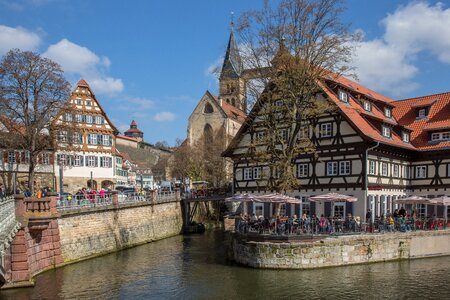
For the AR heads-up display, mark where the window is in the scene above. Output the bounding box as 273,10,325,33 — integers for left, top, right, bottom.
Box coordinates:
243,168,252,180
333,202,345,218
363,101,372,112
297,163,308,178
253,167,262,179
57,154,66,166
339,161,351,175
85,100,91,107
405,165,410,179
73,155,83,167
24,151,30,164
384,107,392,118
431,132,450,141
327,161,338,176
279,128,288,142
381,162,388,176
86,115,93,124
255,131,266,143
100,157,112,168
418,108,426,119
393,164,399,178
42,153,50,165
382,126,391,138
71,132,82,144
369,160,376,175
279,203,286,217
402,132,410,143
338,90,348,103
97,134,104,145
298,125,309,139
204,102,214,113
416,165,426,178
301,198,310,217
443,132,450,140
275,100,284,107
320,123,332,138
7,151,15,164
86,156,97,167
58,131,68,142
95,116,104,125
102,135,112,146
88,134,97,145
64,113,73,122
76,99,82,105
75,114,83,122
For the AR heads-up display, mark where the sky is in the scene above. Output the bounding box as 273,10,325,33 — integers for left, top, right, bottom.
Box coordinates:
1,0,450,146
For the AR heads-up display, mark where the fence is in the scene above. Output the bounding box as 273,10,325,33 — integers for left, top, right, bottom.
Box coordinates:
56,190,178,211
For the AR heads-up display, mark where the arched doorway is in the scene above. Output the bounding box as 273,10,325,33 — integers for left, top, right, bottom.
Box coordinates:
101,180,114,190
87,180,97,190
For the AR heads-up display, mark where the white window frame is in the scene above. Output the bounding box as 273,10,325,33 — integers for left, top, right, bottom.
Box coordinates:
333,202,345,218
369,160,376,175
75,114,83,122
405,165,411,179
402,132,410,143
443,132,450,140
42,153,50,165
255,131,265,143
363,101,372,112
297,163,308,178
275,100,284,107
243,167,252,180
298,125,309,139
382,126,391,138
100,157,112,168
384,107,392,118
76,99,82,105
253,167,262,179
416,165,426,178
73,155,83,167
327,161,338,176
86,156,97,167
418,108,426,119
338,90,348,103
339,161,351,175
381,162,388,176
86,115,93,124
85,100,92,107
88,134,97,145
320,123,332,138
393,164,399,178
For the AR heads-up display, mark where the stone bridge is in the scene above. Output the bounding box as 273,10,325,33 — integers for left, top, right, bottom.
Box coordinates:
0,196,21,286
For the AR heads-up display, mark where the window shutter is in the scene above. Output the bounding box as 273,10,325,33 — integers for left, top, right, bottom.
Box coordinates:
3,151,8,163
346,202,353,216
310,202,316,216
15,151,20,163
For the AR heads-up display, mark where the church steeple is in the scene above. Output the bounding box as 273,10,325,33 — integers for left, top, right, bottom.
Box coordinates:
219,29,246,113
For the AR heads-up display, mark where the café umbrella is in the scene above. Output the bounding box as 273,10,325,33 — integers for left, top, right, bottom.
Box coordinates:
395,195,432,205
309,193,357,203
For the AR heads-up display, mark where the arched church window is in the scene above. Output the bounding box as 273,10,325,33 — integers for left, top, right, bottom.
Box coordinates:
204,102,214,113
231,98,236,106
204,124,213,144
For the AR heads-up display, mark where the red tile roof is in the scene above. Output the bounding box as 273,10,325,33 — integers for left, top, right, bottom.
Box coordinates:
77,79,89,87
130,120,137,126
117,135,138,142
125,128,143,134
392,92,450,150
211,95,247,123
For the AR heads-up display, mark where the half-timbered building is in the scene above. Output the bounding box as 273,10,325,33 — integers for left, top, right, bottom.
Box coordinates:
54,79,119,192
224,73,450,220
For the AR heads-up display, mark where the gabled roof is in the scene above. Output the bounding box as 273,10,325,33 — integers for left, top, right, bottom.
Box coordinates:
220,31,243,80
392,92,450,150
71,79,119,134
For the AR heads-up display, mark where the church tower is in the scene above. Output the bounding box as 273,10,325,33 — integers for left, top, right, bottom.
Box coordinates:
219,30,247,113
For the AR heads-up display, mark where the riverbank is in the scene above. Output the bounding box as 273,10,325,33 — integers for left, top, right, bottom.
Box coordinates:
228,230,450,269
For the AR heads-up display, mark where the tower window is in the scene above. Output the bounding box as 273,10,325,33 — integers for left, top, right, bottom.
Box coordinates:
231,98,236,106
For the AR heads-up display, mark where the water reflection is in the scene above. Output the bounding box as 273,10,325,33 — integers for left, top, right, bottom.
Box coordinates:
1,231,450,299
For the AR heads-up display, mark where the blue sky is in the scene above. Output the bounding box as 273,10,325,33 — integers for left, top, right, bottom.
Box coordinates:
1,0,450,146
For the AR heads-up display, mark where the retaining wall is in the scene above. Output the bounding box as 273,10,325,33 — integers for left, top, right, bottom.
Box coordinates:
58,201,183,262
229,230,450,269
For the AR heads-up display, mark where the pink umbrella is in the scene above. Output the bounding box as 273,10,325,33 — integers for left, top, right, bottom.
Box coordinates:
225,193,257,202
309,193,357,203
254,193,302,204
395,195,432,205
430,196,450,206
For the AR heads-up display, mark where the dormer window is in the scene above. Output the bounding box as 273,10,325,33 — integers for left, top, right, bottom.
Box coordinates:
418,108,426,119
402,132,410,143
363,101,372,112
382,126,391,138
431,131,450,142
338,90,348,103
384,107,392,118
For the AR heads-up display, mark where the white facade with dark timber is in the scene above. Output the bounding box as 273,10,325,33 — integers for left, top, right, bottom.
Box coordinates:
224,73,450,220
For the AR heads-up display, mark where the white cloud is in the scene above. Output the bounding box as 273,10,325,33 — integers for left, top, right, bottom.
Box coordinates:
352,2,450,96
43,38,123,95
153,112,175,122
0,25,41,55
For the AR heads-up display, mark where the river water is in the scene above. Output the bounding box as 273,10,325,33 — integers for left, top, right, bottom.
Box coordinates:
2,230,450,299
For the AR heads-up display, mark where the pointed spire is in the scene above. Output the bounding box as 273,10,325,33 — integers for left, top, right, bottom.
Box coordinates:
220,29,243,80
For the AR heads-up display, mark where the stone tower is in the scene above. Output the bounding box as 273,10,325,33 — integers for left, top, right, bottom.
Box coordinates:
219,30,247,113
124,120,144,141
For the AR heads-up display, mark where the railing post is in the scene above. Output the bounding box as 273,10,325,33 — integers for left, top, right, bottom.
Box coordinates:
112,191,119,207
14,194,26,225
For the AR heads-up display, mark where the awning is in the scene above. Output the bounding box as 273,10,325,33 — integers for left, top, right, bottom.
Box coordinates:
225,193,302,204
309,193,357,203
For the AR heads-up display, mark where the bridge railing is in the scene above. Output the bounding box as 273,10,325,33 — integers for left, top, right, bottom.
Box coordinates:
56,190,178,211
0,196,17,240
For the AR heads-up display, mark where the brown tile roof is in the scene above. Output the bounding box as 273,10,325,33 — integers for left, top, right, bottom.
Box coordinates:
124,128,143,134
392,92,450,150
117,135,138,142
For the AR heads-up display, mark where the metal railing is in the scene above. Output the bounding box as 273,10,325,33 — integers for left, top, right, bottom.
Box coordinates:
57,193,113,211
56,190,178,211
0,196,18,240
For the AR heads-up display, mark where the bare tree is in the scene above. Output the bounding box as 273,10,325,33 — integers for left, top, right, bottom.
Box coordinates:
0,49,72,193
234,0,359,192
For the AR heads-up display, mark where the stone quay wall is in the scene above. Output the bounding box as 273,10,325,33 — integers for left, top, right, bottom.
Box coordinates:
58,201,183,263
229,230,450,269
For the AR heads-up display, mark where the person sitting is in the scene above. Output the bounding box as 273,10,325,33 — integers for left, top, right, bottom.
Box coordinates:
386,214,395,232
